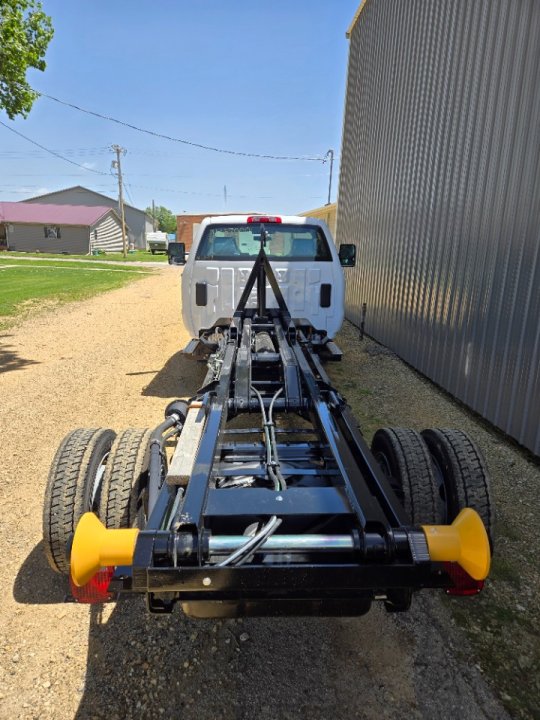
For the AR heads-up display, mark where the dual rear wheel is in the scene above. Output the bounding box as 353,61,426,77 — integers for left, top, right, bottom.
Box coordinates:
43,427,150,575
371,426,493,544
43,422,493,591
371,426,493,611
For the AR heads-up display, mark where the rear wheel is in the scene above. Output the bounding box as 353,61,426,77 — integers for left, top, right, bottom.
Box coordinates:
99,428,151,529
371,427,438,613
43,428,116,574
421,428,494,550
371,427,439,524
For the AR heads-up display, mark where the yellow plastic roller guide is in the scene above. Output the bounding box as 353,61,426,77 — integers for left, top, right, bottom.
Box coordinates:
70,508,491,587
422,508,491,581
70,512,139,587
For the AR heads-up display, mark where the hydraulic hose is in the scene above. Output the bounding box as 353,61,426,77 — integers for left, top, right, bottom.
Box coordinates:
251,386,280,490
269,388,287,490
148,415,182,516
216,386,286,567
218,516,282,567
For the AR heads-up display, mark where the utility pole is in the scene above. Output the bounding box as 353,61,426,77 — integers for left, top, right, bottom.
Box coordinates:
152,199,157,231
325,149,334,206
111,144,128,258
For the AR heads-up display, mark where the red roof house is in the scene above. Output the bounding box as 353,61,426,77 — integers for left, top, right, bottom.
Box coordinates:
0,202,128,254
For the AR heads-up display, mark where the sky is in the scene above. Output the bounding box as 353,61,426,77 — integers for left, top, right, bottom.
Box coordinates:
0,0,359,215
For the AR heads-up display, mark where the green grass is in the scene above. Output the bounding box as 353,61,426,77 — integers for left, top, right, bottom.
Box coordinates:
0,257,154,272
0,262,151,329
2,249,168,263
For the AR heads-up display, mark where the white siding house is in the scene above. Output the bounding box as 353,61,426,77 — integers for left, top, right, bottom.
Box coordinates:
23,186,153,249
0,202,126,254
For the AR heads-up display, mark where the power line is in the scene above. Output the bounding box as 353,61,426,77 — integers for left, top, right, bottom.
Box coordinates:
123,177,136,206
32,89,326,162
0,120,315,202
0,120,108,175
0,146,109,157
1,172,108,177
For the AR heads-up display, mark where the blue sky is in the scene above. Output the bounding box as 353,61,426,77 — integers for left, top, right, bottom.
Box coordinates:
0,1,359,214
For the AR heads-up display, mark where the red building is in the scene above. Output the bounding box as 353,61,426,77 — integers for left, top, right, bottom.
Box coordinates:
177,212,263,251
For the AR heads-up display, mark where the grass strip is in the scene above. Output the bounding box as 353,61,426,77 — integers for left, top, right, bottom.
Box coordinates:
3,250,168,263
0,264,149,329
0,258,153,272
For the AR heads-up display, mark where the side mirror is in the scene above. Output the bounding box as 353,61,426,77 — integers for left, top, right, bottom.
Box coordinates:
338,243,356,267
167,242,186,265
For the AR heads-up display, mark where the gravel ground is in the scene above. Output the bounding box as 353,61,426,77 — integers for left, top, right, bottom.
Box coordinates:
0,266,532,719
329,324,540,720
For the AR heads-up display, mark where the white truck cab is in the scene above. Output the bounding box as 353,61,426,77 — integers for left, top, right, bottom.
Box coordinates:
181,214,354,340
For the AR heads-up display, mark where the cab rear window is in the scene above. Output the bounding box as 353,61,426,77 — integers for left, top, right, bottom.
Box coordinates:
195,223,332,261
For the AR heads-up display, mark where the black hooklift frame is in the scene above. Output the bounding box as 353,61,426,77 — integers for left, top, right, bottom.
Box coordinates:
106,240,459,616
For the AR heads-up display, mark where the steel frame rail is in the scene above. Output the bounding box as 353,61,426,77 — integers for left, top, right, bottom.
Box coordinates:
111,247,457,616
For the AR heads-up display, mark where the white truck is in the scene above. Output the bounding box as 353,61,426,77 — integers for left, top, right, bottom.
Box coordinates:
181,214,355,346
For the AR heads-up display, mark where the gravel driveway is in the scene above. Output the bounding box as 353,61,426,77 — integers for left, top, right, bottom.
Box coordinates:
0,266,526,719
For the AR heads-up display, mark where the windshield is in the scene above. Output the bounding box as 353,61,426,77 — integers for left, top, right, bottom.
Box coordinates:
195,223,332,261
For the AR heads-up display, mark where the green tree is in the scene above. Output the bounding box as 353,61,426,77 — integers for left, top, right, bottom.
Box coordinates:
146,205,177,234
0,0,53,119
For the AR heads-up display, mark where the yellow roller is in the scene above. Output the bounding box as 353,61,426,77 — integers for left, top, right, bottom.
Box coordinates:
70,512,139,587
422,508,491,581
70,508,491,588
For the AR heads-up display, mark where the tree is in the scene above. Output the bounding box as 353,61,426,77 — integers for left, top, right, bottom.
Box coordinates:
146,205,177,234
0,0,53,119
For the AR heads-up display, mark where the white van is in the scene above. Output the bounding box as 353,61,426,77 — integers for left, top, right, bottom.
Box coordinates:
181,214,354,340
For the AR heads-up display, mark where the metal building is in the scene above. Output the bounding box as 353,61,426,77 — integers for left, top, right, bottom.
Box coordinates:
299,203,338,239
337,0,540,455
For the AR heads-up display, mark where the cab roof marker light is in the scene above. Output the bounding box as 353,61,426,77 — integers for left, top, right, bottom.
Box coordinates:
247,216,282,223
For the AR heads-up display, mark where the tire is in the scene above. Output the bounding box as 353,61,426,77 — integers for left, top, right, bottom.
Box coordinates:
151,249,156,255
43,428,116,574
421,429,494,550
99,428,151,529
371,428,438,524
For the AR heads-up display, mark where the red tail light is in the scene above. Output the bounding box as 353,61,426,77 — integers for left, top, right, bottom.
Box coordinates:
247,216,282,223
444,562,485,596
69,567,115,604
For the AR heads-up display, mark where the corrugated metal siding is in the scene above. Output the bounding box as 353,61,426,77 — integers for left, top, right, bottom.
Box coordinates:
7,224,89,254
338,0,540,455
91,212,123,252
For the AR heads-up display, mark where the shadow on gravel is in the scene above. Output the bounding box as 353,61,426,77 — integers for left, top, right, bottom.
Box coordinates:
74,602,415,720
13,541,66,604
0,335,40,374
140,350,206,399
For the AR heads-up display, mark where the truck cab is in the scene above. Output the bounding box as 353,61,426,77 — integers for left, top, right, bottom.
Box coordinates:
181,214,347,339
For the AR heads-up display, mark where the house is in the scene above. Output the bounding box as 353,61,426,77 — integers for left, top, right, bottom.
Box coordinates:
22,186,153,250
0,202,128,254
